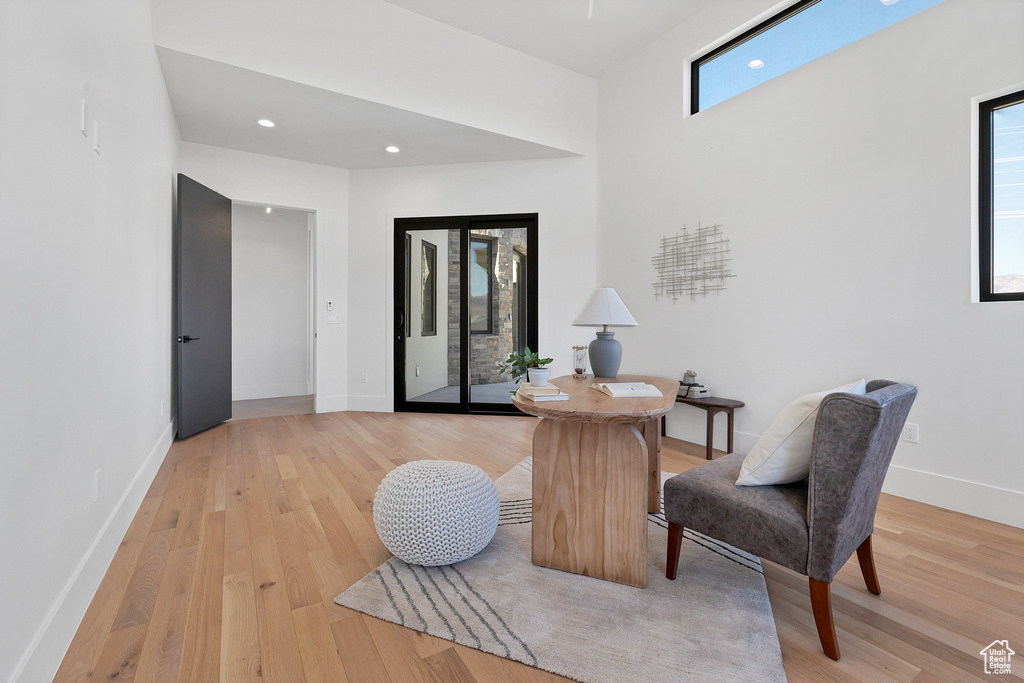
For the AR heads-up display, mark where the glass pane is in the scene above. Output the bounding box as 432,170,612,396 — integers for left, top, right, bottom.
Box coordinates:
469,239,493,333
992,99,1024,294
697,0,944,112
406,229,460,404
470,226,529,404
420,241,436,335
403,233,411,337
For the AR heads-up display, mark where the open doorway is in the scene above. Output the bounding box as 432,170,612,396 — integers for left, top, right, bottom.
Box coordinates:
231,204,316,418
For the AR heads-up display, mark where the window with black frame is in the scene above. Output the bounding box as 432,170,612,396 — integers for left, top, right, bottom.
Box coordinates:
421,240,436,335
469,237,494,334
979,90,1024,302
690,0,944,114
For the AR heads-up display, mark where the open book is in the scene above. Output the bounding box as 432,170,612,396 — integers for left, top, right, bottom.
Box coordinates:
591,382,663,398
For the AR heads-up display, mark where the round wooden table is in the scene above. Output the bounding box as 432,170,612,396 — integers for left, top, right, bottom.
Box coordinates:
512,375,679,588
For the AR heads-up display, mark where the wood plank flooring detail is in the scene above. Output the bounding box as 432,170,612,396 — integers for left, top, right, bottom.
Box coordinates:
56,412,1024,682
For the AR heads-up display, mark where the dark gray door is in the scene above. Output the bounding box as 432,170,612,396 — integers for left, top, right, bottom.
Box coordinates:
176,174,231,438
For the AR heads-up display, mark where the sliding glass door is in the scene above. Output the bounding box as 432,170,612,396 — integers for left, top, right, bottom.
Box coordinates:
394,214,538,414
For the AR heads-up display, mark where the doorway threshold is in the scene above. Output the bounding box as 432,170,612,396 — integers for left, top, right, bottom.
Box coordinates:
231,395,314,421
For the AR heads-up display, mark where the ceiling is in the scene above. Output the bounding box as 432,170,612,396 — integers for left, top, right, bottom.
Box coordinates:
380,0,708,78
157,0,709,170
158,48,575,170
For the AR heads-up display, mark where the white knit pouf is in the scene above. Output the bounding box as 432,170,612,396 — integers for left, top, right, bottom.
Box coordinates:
373,460,499,566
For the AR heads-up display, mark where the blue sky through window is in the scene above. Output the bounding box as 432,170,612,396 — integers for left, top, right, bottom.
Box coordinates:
471,241,489,297
992,99,1024,282
697,0,945,112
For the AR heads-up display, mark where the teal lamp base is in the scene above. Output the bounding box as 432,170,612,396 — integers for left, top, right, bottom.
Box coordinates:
589,331,622,378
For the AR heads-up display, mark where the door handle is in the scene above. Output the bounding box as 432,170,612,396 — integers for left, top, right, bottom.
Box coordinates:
177,335,201,343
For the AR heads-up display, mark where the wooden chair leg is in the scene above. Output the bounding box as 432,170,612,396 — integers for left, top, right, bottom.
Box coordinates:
809,578,840,660
666,522,683,580
856,535,881,595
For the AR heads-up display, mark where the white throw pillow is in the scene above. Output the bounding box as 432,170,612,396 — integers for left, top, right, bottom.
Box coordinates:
736,379,867,487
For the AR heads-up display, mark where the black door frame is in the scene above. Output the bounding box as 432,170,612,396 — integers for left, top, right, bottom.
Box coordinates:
394,213,539,415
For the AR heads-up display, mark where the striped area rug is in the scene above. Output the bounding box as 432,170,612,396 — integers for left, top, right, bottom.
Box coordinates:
336,458,787,683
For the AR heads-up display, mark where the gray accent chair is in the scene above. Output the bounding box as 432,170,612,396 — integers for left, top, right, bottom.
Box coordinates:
664,380,917,660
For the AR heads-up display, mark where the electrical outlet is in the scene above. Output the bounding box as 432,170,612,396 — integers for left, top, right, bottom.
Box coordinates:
903,423,919,444
361,372,368,383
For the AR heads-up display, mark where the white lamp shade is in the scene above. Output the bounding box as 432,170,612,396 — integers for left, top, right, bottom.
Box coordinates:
573,287,638,327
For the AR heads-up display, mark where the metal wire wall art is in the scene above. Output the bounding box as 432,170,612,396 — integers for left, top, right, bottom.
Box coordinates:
651,223,735,302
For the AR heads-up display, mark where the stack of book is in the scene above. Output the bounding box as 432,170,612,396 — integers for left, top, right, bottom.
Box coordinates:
516,383,569,401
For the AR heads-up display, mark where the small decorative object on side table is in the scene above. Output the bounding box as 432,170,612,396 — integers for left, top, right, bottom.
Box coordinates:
678,370,710,398
572,345,588,379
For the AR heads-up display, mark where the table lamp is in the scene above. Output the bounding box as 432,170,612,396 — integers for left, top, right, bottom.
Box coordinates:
572,287,638,378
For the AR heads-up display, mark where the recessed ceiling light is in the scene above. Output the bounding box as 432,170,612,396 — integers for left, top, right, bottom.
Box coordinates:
386,146,400,153
266,207,272,213
748,59,765,69
880,0,899,5
258,119,275,127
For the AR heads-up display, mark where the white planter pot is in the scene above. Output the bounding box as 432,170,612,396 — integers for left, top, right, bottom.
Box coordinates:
527,368,550,387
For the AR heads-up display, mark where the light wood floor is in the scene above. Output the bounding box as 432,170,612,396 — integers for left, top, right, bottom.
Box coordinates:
55,412,1024,682
232,395,315,421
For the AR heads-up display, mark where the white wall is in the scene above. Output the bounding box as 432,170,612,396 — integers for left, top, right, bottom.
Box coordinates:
405,229,450,398
180,142,350,412
152,0,597,155
348,156,598,411
598,0,1024,527
0,1,181,680
232,204,311,400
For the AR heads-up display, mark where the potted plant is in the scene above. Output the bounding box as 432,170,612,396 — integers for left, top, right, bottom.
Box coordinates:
498,347,554,388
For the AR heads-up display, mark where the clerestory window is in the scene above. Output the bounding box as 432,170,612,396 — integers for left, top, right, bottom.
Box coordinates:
691,0,944,114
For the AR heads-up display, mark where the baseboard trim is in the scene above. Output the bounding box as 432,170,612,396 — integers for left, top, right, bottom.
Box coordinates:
233,382,310,401
663,413,759,456
345,395,389,412
11,420,175,683
882,464,1023,529
315,394,348,414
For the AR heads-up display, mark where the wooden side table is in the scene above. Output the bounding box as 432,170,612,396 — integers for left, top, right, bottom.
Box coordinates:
662,395,745,460
512,375,678,588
